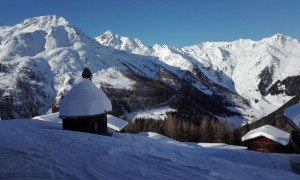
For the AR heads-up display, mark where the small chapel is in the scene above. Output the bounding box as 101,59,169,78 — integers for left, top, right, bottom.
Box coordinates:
59,66,112,135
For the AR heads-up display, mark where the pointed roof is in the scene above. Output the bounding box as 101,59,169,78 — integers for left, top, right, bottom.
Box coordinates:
59,78,112,118
241,125,290,146
82,67,93,80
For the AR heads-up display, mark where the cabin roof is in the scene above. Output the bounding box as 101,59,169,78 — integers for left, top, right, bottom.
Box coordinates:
59,78,112,118
107,115,128,132
284,102,300,128
241,125,290,146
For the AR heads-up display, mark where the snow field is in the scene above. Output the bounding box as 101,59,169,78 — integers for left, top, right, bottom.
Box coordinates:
0,119,299,179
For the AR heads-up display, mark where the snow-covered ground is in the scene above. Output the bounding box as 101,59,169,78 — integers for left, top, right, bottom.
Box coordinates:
125,106,176,121
93,67,136,90
0,119,299,179
33,112,61,123
33,113,128,132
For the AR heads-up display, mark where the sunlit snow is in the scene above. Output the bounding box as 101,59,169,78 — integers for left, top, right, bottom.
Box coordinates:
0,119,299,179
125,106,176,121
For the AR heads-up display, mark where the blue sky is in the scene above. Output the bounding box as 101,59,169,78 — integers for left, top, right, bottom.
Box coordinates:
1,0,300,47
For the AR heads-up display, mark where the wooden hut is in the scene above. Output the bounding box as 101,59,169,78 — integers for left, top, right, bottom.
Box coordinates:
59,67,112,135
242,125,290,153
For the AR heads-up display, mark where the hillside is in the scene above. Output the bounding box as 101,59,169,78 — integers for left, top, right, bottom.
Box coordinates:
0,15,241,123
0,119,299,179
1,15,300,125
242,95,300,135
97,31,300,121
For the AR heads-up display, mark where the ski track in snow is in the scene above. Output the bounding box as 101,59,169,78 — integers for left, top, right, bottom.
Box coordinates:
0,119,299,179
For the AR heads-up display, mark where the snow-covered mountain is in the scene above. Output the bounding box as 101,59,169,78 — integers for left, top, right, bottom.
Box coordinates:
96,30,153,55
0,16,152,118
1,15,300,125
96,31,300,121
0,15,237,121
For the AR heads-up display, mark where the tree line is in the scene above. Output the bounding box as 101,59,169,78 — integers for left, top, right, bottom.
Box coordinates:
124,113,241,145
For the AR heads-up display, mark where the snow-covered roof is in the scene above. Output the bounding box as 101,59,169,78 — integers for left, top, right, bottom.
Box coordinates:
241,125,290,146
59,78,112,118
284,102,300,128
107,115,128,131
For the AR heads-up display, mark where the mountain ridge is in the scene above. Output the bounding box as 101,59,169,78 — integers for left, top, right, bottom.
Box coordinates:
0,15,239,122
96,30,300,120
1,15,300,125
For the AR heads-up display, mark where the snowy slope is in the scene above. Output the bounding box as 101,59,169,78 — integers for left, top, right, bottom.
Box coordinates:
0,15,244,123
182,35,300,119
0,119,299,179
2,15,300,124
0,16,166,119
97,31,300,120
96,30,153,55
125,106,176,121
0,15,153,92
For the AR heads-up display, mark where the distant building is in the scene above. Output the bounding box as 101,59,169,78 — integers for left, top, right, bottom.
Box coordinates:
242,125,290,153
59,67,112,135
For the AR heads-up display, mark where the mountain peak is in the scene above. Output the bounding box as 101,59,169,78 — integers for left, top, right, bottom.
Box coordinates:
272,33,291,42
19,15,70,31
261,33,291,45
272,33,287,38
95,30,120,46
103,30,115,36
96,30,152,55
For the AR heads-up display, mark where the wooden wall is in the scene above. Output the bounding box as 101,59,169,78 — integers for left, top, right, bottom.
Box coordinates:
246,136,287,153
62,114,107,135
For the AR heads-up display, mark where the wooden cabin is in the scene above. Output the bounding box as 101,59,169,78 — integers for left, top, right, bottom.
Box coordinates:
245,136,287,153
59,67,112,135
62,115,108,135
242,125,290,153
